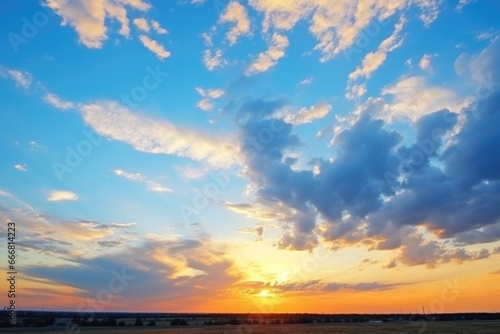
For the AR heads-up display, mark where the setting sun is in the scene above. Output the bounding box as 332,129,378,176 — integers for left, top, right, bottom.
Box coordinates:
258,290,271,298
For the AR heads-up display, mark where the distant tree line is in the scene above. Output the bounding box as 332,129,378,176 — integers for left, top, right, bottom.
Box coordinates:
2,311,500,328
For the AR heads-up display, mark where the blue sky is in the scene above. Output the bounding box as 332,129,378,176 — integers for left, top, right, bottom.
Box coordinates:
1,0,500,313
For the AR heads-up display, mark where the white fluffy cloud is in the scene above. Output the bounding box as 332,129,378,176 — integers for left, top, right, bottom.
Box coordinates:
349,17,406,81
203,49,225,71
45,0,151,48
419,54,432,70
133,18,166,34
245,0,443,66
151,20,167,34
47,190,79,202
245,33,289,75
138,35,170,59
133,17,150,32
14,164,27,172
377,76,464,121
299,77,313,85
79,101,237,168
219,1,251,45
196,87,225,99
196,99,213,112
345,83,367,100
195,87,225,111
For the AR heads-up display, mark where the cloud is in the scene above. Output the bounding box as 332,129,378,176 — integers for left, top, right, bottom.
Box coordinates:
47,190,79,202
113,168,172,193
346,83,367,100
196,99,213,111
79,101,238,168
222,201,288,221
0,198,135,260
299,77,313,85
133,17,150,32
279,101,332,125
203,49,225,71
414,0,442,26
238,279,410,295
195,87,225,111
196,87,225,99
230,40,500,258
175,164,205,180
474,29,497,42
219,1,251,45
245,33,289,75
14,164,27,172
456,0,477,11
21,237,242,309
419,54,432,70
45,0,151,48
138,35,170,59
242,0,445,67
248,1,426,63
376,76,463,121
97,240,122,248
348,17,406,81
454,36,500,93
44,93,75,110
151,20,167,34
237,225,266,241
0,66,33,88
389,230,491,268
133,18,165,34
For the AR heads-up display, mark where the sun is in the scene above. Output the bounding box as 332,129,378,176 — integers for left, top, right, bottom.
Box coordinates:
258,289,271,298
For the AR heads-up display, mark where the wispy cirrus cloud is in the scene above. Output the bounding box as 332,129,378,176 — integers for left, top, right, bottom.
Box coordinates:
44,93,75,110
113,168,172,193
348,17,406,81
0,65,33,88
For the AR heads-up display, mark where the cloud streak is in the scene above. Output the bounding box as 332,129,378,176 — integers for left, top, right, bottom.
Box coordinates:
79,101,238,168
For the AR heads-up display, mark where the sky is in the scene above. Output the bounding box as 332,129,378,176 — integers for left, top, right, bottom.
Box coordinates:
0,0,500,314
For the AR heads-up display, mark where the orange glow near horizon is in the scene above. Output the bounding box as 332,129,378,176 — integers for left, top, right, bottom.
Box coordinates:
13,264,500,313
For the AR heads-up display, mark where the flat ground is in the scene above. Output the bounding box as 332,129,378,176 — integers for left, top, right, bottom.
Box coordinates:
2,321,500,334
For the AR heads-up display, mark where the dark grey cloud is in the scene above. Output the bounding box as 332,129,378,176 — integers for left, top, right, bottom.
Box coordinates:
97,240,122,248
232,37,500,264
23,238,241,305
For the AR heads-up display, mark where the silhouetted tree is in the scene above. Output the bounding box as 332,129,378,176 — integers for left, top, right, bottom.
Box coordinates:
105,316,117,326
170,318,188,326
134,317,143,326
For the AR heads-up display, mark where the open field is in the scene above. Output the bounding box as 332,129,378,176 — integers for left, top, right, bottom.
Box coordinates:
2,321,500,334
